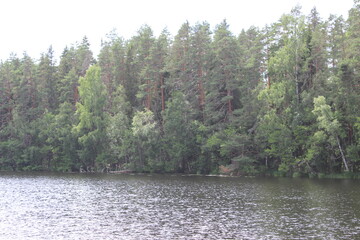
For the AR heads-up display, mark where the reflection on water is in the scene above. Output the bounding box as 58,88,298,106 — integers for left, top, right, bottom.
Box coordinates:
0,172,359,239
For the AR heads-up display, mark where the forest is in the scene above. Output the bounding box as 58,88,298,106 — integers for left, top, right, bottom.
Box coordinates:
1,3,360,177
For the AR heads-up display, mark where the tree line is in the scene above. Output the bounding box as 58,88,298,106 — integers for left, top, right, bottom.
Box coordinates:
1,3,360,176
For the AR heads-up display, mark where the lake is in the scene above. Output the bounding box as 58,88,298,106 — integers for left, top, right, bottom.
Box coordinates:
0,172,359,239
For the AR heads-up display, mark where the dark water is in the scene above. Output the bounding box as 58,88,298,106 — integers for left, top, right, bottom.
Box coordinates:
0,172,359,239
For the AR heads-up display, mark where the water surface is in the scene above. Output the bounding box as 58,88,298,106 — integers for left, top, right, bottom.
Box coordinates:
0,172,359,239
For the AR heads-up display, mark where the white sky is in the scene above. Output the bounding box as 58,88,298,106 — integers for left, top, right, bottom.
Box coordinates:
0,0,355,62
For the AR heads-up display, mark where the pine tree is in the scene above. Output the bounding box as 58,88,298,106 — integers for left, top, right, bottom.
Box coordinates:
132,25,156,110
237,26,264,130
138,29,169,120
327,15,346,73
166,22,192,94
206,20,240,128
191,22,212,121
37,46,59,112
98,32,127,112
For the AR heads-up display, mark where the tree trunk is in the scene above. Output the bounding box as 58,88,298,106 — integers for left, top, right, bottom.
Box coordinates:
161,75,165,112
337,136,349,171
227,89,233,115
265,156,268,169
197,66,205,109
146,79,151,110
73,85,79,104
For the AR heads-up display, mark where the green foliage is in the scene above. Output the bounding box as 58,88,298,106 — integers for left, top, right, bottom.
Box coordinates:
312,96,349,172
131,109,159,171
107,86,133,168
46,102,79,171
313,96,340,134
0,6,360,176
74,65,108,170
163,92,200,172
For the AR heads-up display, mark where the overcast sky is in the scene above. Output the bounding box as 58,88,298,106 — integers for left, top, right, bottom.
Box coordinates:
0,0,355,62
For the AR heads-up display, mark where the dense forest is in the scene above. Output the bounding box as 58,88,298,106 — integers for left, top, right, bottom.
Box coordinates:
1,3,360,177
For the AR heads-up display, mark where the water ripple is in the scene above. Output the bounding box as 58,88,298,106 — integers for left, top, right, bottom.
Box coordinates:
0,173,359,239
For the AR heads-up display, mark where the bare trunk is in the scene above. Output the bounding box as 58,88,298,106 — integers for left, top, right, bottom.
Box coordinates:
227,89,233,115
6,80,13,122
197,66,205,108
265,156,268,169
337,136,349,172
161,75,165,112
197,65,205,121
145,79,151,111
73,85,79,104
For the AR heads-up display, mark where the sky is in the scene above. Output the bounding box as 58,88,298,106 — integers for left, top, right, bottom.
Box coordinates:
0,0,355,62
